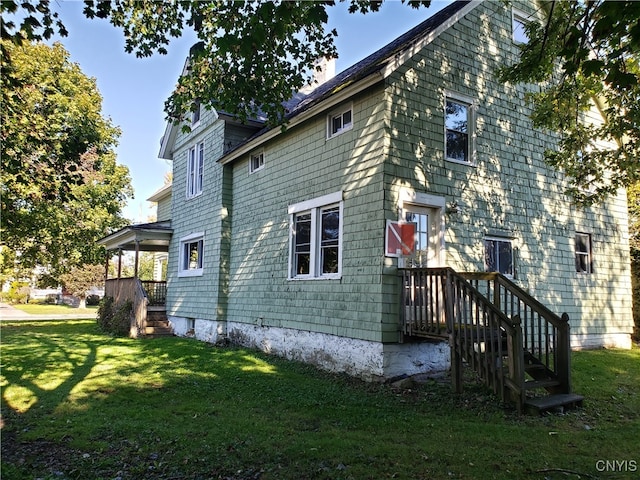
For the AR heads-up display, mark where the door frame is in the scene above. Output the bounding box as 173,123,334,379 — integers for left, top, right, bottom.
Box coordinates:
398,191,446,267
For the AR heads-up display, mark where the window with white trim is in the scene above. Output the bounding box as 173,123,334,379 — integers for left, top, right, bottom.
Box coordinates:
484,237,514,277
445,94,475,164
186,142,204,198
289,192,343,279
192,100,201,126
249,151,264,173
327,104,353,138
575,233,592,274
179,233,204,277
512,9,531,44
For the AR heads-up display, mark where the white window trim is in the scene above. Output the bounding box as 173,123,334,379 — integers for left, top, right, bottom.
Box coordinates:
444,92,477,166
575,232,593,275
186,142,204,199
484,236,514,278
191,101,201,128
288,191,343,280
249,150,265,174
512,8,532,44
326,103,353,139
178,232,205,277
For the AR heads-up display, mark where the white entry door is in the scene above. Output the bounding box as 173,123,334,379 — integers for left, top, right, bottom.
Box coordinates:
403,204,442,267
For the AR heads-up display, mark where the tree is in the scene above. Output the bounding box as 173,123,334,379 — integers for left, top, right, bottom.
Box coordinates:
2,0,638,205
59,264,105,309
1,39,133,281
628,181,640,340
498,0,640,205
1,0,427,127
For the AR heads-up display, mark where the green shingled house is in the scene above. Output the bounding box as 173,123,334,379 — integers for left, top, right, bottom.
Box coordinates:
100,1,633,405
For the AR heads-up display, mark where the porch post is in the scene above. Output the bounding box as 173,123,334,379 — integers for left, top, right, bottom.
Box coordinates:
134,240,140,279
117,249,122,279
104,252,109,280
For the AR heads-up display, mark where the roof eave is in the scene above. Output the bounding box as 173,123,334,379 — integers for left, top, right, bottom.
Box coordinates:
97,222,173,251
217,1,480,166
218,70,385,166
147,183,172,202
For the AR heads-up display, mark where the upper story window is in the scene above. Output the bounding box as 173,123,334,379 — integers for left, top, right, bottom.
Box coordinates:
575,232,592,274
327,104,353,139
289,191,343,279
192,100,201,126
484,237,514,277
186,142,204,198
249,151,265,173
445,94,475,164
179,232,204,277
512,9,532,44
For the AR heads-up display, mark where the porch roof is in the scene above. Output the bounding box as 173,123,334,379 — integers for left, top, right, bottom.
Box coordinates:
97,221,172,252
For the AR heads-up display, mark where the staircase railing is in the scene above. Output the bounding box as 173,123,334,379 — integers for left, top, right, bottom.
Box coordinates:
460,272,571,395
140,280,167,306
399,267,572,412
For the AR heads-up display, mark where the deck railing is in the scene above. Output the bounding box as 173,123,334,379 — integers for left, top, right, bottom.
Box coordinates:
140,280,167,306
399,267,572,411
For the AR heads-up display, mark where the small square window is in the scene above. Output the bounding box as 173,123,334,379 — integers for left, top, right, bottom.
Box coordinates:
327,105,353,138
575,233,592,274
484,237,513,277
179,233,204,277
250,151,264,173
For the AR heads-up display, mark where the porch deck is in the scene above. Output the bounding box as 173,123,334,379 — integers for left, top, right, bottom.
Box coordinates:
105,278,170,337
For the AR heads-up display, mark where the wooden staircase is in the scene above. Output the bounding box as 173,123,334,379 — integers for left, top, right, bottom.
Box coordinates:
143,307,173,338
400,267,584,414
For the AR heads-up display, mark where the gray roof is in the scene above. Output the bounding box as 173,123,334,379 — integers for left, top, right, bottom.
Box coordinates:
287,0,471,119
223,0,472,156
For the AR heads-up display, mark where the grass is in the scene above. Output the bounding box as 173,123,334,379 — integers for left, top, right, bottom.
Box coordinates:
1,320,638,480
10,303,98,316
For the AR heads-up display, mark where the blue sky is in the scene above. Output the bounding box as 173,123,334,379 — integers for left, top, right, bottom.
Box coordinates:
51,0,450,222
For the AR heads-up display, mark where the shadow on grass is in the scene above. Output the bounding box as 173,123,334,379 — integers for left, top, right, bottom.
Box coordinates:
1,320,639,480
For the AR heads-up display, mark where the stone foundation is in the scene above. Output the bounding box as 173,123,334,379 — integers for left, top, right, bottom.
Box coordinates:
167,315,450,381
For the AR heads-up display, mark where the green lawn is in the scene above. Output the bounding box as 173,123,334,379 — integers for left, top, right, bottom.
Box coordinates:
11,303,98,316
1,320,638,480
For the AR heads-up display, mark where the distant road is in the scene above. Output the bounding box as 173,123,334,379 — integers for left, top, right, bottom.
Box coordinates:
0,303,94,321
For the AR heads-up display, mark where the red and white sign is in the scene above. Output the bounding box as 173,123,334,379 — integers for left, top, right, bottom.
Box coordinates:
385,220,416,257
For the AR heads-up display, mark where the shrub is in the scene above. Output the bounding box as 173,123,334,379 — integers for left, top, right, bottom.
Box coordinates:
96,296,114,332
86,294,101,306
6,281,30,304
97,297,132,337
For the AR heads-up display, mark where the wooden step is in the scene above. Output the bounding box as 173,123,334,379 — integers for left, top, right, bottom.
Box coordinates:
144,325,173,336
524,363,546,373
524,393,584,414
524,378,561,390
